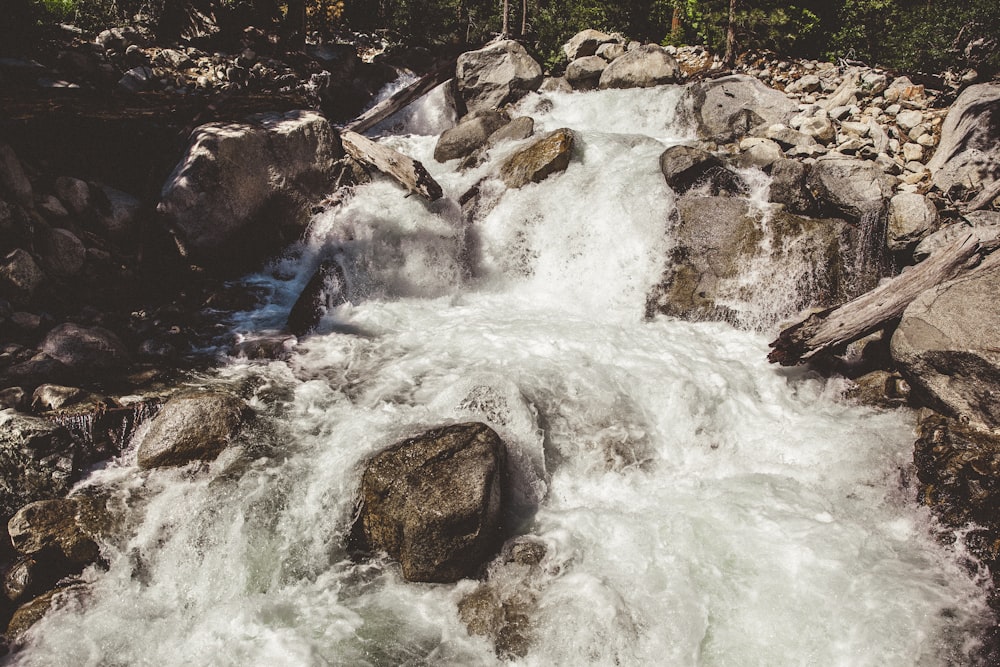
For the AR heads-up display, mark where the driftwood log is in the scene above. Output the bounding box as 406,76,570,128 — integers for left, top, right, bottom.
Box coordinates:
768,231,1000,365
344,59,458,134
341,130,443,201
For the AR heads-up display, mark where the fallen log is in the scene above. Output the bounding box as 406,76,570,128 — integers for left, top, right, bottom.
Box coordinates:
344,59,458,134
340,130,443,201
768,231,1000,365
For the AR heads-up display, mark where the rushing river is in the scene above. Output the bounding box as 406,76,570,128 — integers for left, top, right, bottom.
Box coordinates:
11,83,994,666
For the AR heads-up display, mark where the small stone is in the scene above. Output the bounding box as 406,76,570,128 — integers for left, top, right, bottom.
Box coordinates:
895,110,923,132
53,177,90,215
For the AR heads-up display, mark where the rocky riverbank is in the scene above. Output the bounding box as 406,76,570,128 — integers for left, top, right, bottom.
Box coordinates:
1,22,999,659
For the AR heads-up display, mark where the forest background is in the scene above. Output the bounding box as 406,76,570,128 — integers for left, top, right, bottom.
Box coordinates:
6,0,999,77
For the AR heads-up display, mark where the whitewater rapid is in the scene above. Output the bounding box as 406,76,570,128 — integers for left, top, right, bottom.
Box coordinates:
11,83,993,665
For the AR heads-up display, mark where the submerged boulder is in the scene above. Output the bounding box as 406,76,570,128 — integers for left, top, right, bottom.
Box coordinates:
500,129,575,189
158,110,342,271
598,44,680,89
286,260,348,336
135,390,249,469
648,196,857,323
456,41,543,116
891,262,1000,431
350,422,506,583
679,75,797,143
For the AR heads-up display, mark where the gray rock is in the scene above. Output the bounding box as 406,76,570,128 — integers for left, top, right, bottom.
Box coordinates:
562,29,617,61
350,422,506,582
158,110,342,270
486,116,534,147
118,65,155,93
887,192,937,252
286,260,348,336
0,144,32,206
913,216,1000,262
36,195,68,221
500,129,575,189
0,249,45,307
647,196,856,322
153,48,194,69
736,138,783,169
434,111,509,163
679,75,797,143
807,157,895,221
93,185,142,239
39,323,129,376
39,228,86,278
598,44,680,90
797,116,835,143
764,124,817,149
456,41,542,115
596,42,626,62
538,77,572,94
0,412,81,521
8,498,99,566
565,56,606,90
659,145,745,196
53,177,90,215
135,390,249,469
895,110,923,132
30,384,88,412
891,262,1000,430
926,83,1000,200
768,158,815,215
786,74,821,94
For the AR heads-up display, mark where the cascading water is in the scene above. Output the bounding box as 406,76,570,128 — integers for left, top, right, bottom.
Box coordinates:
11,83,994,666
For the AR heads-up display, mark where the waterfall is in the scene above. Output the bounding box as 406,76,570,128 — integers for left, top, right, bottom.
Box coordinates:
13,83,993,666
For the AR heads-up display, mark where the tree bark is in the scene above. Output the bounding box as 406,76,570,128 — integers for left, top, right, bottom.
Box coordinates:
768,231,1000,365
340,131,444,201
344,59,457,134
502,0,510,37
521,0,528,37
723,0,737,68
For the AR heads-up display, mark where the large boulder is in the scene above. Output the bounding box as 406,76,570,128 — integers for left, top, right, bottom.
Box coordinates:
806,157,896,221
39,228,86,278
647,196,857,323
891,262,1000,430
767,158,815,215
678,75,797,143
565,56,607,90
0,412,81,522
659,145,745,196
8,498,100,569
500,129,575,189
434,111,509,163
887,192,937,252
350,422,506,583
158,110,343,271
135,390,249,469
0,249,45,307
926,83,1000,205
39,323,129,377
93,185,143,240
456,41,543,115
562,29,617,61
598,44,680,89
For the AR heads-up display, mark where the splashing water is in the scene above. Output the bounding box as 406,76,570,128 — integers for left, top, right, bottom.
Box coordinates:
13,84,993,666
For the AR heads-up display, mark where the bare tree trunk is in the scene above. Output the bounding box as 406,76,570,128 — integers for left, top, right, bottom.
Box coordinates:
723,0,737,67
521,0,527,37
671,5,682,39
502,0,510,37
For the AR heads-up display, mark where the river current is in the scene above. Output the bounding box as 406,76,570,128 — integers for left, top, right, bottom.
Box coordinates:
11,83,993,665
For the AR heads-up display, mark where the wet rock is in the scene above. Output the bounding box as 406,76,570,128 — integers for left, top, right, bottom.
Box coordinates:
887,192,937,252
807,157,895,221
53,177,90,216
39,228,85,278
891,262,1000,431
30,384,91,412
659,145,745,196
486,116,534,147
5,583,87,641
0,144,32,207
456,41,542,115
565,56,606,90
350,422,506,582
500,129,574,189
458,536,548,659
286,260,348,336
562,29,617,61
0,412,81,521
926,83,1000,202
39,323,129,378
598,44,680,90
7,498,99,567
767,158,815,215
135,390,249,469
158,110,343,271
648,197,856,322
679,75,796,143
434,111,509,163
0,250,44,308
844,370,910,407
